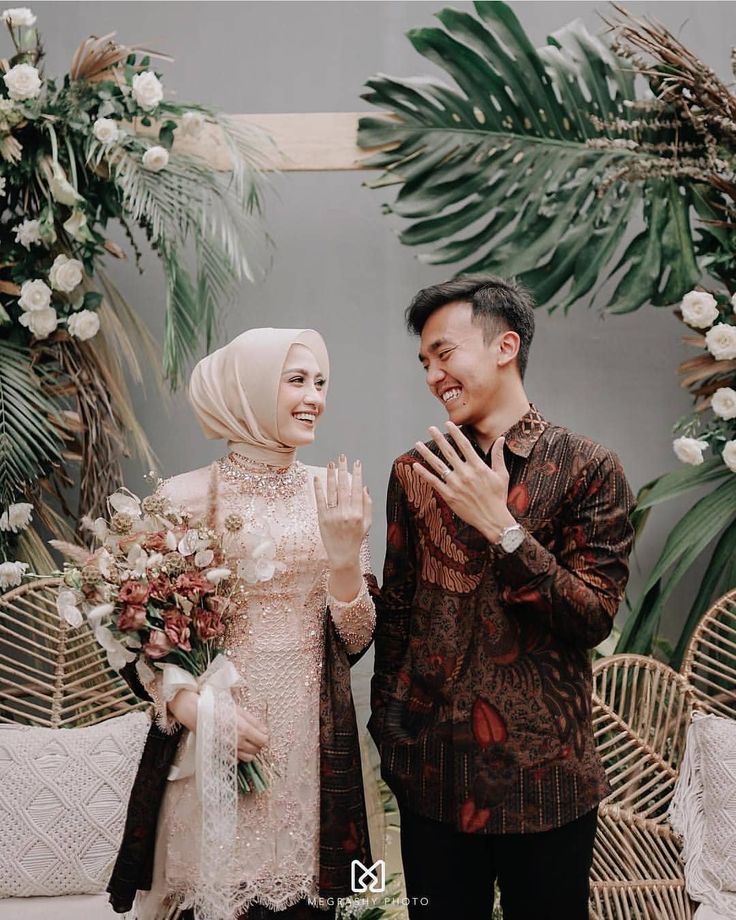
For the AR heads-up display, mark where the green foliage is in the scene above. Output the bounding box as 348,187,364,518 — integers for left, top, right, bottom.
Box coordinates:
359,1,704,313
0,17,272,562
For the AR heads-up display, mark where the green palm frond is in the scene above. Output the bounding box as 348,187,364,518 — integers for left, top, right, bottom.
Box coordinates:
111,126,270,386
0,341,64,509
617,474,736,660
358,0,702,312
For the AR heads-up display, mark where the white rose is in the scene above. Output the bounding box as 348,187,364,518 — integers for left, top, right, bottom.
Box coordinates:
0,502,33,532
0,560,28,589
180,110,205,138
49,253,84,293
92,116,120,145
673,436,709,466
14,218,41,249
705,323,736,361
680,290,719,329
2,7,36,26
131,71,163,111
67,309,100,341
142,145,169,172
723,441,736,474
711,387,736,421
3,62,41,100
18,278,51,311
19,306,57,338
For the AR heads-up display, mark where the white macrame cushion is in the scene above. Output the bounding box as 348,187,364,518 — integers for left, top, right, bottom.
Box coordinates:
669,711,736,920
0,710,150,897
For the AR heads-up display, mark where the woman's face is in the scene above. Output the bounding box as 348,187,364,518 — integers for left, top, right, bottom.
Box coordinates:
277,343,327,447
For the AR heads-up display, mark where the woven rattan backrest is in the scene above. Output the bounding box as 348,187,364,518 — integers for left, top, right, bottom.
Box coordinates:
681,588,736,720
0,577,141,727
592,654,692,823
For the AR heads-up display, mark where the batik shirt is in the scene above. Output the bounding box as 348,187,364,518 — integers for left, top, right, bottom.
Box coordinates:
370,405,635,834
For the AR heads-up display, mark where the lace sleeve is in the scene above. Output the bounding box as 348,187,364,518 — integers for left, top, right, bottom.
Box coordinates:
327,535,376,654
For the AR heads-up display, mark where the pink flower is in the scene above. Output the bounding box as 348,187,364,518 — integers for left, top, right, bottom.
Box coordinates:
163,609,192,652
192,607,225,641
143,532,169,553
118,604,147,631
118,580,150,605
148,574,173,601
174,571,213,600
143,629,173,660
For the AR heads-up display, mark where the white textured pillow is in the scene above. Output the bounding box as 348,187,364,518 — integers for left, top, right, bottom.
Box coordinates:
669,711,736,920
0,710,150,897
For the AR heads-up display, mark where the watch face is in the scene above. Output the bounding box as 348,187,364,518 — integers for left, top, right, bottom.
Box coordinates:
501,526,525,553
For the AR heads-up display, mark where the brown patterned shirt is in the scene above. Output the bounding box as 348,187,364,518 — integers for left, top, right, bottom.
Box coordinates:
369,406,635,834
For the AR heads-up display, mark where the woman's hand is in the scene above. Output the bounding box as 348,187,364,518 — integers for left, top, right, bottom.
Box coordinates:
235,707,269,763
167,689,269,763
314,455,372,571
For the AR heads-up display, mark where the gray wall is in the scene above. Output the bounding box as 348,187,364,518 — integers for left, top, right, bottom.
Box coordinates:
32,1,732,695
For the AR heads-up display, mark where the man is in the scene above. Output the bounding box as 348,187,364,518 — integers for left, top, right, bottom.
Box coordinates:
369,276,634,920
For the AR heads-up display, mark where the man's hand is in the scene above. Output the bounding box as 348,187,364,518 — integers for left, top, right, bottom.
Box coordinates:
413,421,516,543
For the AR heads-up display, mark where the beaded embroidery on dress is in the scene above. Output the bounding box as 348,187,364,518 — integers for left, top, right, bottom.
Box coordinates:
136,460,375,920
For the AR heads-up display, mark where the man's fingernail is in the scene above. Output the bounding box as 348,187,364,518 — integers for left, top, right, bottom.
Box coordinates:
355,459,361,468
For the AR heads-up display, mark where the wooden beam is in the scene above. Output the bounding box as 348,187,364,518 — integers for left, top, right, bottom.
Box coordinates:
172,112,390,172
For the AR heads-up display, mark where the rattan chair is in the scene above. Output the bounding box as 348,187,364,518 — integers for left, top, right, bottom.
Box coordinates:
590,655,693,919
681,587,736,720
0,576,141,728
590,587,736,919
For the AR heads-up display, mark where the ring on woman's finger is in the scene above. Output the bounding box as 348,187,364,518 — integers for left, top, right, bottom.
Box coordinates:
439,466,453,483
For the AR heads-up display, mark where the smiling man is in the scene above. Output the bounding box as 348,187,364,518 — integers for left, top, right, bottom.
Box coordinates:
369,276,635,920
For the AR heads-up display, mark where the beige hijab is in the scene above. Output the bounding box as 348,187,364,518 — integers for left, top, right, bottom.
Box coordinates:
188,327,329,466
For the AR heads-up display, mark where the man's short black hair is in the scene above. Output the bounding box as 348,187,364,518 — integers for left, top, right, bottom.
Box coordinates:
405,275,536,378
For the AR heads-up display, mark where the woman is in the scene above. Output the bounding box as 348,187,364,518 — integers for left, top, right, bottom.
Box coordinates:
108,328,376,920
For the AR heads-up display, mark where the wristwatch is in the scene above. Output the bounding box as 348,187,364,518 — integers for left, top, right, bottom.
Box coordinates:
497,522,525,554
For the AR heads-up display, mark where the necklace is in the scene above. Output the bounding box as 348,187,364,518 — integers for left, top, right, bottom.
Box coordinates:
217,453,307,499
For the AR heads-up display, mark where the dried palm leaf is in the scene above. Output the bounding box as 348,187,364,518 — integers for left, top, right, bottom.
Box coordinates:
70,32,172,83
608,5,736,129
50,337,124,523
679,361,736,389
16,529,57,574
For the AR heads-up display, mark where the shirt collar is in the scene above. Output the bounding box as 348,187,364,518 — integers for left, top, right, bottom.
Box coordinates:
462,404,548,460
503,404,548,458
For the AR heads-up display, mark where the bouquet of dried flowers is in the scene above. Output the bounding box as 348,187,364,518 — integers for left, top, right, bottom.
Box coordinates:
52,482,276,794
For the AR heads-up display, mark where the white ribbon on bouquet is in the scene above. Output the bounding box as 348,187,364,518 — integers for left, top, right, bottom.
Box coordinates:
161,654,243,920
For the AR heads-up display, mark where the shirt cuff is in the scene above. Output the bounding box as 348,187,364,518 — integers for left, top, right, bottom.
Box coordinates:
489,527,556,589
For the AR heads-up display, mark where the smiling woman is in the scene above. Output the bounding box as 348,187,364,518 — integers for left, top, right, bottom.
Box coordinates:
277,343,328,447
104,326,378,920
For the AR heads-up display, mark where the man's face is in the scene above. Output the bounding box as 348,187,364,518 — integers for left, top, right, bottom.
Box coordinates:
418,301,503,427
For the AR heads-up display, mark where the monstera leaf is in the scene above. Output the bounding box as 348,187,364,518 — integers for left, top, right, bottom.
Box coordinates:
358,1,702,312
